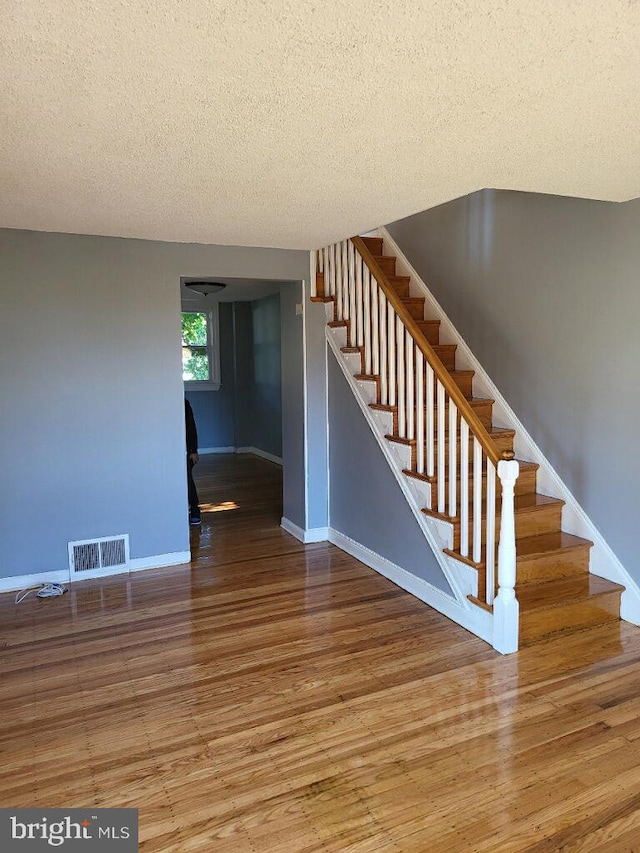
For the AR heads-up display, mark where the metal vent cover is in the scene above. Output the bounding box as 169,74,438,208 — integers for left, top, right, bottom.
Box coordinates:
68,535,130,580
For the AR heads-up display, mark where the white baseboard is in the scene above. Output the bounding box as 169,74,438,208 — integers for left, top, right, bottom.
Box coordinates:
236,446,283,466
281,517,329,543
199,446,283,465
328,528,493,645
0,551,192,595
129,551,192,573
0,569,70,594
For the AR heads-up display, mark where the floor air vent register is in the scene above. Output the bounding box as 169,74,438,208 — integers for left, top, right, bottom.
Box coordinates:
68,535,130,581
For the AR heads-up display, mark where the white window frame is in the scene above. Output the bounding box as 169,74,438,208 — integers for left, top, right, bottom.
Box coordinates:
182,304,221,392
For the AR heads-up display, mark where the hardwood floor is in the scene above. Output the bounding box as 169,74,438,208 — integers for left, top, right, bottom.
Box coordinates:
2,453,640,851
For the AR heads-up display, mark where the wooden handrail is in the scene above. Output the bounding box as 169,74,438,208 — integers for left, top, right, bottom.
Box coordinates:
352,236,509,466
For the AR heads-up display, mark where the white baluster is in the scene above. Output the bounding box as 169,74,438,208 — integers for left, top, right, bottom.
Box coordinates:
448,400,457,518
363,267,371,375
372,283,380,378
378,291,386,404
397,320,406,438
406,336,415,441
335,242,343,320
426,364,435,478
312,250,319,298
318,248,324,273
348,241,356,344
493,459,520,654
460,420,469,557
323,247,329,292
437,381,446,514
355,254,364,348
485,461,496,604
416,351,425,475
472,439,483,563
388,302,396,407
342,241,349,323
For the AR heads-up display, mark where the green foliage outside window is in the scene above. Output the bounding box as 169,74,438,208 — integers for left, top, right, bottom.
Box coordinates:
182,312,210,381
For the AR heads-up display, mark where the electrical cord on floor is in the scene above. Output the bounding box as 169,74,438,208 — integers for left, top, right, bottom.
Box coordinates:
15,583,68,604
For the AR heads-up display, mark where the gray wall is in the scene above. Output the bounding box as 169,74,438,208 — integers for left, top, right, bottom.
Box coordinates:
232,302,254,449
186,296,282,458
387,190,640,581
304,287,330,531
328,353,449,591
0,229,308,580
250,293,282,457
280,283,305,528
186,302,236,449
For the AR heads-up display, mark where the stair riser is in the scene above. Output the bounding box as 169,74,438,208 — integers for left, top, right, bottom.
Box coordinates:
404,433,514,469
447,373,473,398
451,504,563,551
427,402,494,428
432,346,457,370
402,300,425,320
519,591,621,646
361,237,383,254
516,548,591,584
374,256,397,276
416,322,441,345
426,468,538,505
388,280,410,298
375,400,495,433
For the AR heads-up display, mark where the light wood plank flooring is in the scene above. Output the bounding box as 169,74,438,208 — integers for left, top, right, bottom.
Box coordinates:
2,454,640,852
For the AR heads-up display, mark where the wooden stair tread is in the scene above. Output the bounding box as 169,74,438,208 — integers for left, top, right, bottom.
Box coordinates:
422,492,563,526
310,295,333,303
371,396,495,412
387,425,515,447
513,493,563,512
515,530,594,559
446,527,591,572
444,369,474,378
517,574,624,612
403,458,539,484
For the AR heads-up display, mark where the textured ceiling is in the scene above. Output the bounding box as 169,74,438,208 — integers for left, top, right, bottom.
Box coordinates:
1,1,639,249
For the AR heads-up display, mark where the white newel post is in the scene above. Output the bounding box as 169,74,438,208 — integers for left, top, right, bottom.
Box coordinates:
493,458,520,654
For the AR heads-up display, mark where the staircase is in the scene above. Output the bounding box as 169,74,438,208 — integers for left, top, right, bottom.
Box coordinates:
313,234,625,652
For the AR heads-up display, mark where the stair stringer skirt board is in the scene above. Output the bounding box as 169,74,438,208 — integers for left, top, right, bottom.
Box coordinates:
326,323,493,646
378,226,640,626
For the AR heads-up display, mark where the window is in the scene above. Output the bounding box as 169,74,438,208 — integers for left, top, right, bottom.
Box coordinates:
181,307,221,390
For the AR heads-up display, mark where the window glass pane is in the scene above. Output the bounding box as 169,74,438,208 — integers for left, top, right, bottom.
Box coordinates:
181,312,208,346
182,347,210,381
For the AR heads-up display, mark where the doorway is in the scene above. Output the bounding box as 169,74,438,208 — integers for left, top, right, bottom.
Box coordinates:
179,277,299,550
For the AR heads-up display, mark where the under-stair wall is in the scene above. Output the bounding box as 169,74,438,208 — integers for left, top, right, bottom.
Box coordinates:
328,352,451,592
386,190,640,590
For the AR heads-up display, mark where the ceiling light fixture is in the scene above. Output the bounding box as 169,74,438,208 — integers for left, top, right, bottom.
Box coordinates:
184,281,227,297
